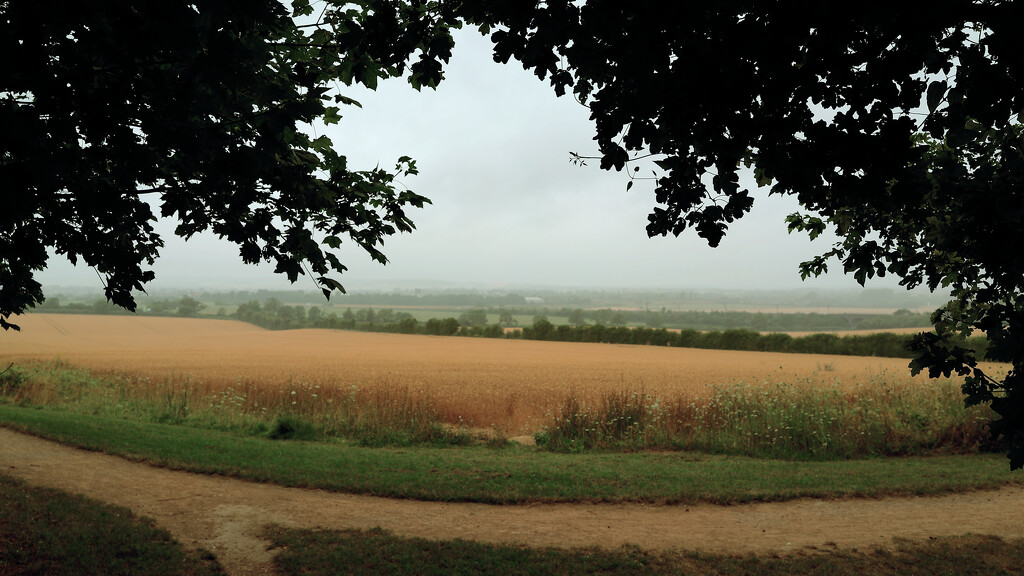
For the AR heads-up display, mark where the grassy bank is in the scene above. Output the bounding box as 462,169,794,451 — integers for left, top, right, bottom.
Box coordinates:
0,473,223,575
266,526,1024,576
0,360,998,460
1,406,1019,504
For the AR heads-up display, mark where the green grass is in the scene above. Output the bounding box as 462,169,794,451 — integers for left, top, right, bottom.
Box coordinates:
0,473,224,575
265,526,1024,576
1,406,1019,504
0,361,472,448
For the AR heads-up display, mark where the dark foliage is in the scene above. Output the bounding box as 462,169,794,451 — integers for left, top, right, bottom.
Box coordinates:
457,1,1024,468
1,1,456,327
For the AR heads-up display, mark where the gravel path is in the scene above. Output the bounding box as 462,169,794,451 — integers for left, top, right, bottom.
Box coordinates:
3,428,1023,576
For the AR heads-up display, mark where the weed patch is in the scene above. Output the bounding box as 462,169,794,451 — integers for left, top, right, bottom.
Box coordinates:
538,377,997,459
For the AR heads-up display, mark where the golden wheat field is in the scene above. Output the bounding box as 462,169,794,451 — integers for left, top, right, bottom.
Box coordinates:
2,313,953,433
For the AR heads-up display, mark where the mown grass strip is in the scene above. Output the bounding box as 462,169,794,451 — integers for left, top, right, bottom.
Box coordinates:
0,473,223,576
265,526,1024,576
1,405,1019,504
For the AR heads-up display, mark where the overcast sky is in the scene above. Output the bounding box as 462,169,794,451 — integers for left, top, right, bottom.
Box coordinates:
39,29,909,294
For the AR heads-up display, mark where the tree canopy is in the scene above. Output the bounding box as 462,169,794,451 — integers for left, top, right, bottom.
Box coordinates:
1,0,460,328
458,0,1024,466
3,1,1024,465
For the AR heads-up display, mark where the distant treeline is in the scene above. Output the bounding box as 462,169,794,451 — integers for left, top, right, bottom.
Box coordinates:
226,299,934,333
228,299,987,361
32,296,209,317
29,296,982,360
521,323,990,360
489,306,931,332
193,286,943,310
35,291,932,333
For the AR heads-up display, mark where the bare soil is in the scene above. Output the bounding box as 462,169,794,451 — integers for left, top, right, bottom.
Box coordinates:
4,429,1024,576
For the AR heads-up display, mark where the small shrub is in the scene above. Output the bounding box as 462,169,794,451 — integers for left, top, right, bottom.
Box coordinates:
269,414,318,441
540,378,996,458
0,365,26,395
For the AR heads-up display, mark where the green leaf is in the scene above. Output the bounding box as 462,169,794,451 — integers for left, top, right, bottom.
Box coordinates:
311,135,334,154
333,94,362,108
360,66,379,90
317,276,346,295
0,316,22,332
291,0,313,17
927,80,946,113
323,106,341,125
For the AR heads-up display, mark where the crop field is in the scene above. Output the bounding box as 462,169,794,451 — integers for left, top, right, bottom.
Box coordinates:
0,314,999,456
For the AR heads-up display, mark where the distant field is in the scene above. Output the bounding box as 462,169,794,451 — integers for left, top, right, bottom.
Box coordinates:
706,306,929,315
659,326,931,337
3,314,959,433
319,307,544,327
322,303,928,316
317,305,932,328
780,327,931,337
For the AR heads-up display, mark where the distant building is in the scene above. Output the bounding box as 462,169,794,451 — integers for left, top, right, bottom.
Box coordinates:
525,296,545,305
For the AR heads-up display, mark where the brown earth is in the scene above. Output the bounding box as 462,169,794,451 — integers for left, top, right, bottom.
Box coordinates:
4,428,1024,576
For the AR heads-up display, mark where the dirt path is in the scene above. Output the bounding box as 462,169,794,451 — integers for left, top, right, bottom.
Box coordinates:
3,429,1024,576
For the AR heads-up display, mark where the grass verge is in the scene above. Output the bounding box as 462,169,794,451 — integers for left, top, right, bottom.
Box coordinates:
265,526,1024,576
538,378,997,458
0,473,223,575
1,405,1019,504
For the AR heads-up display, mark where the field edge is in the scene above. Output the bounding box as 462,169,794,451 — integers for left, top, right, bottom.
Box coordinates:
1,405,1020,506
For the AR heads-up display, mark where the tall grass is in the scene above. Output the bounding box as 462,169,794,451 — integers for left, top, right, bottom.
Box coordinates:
536,374,997,459
0,360,996,458
0,360,467,447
